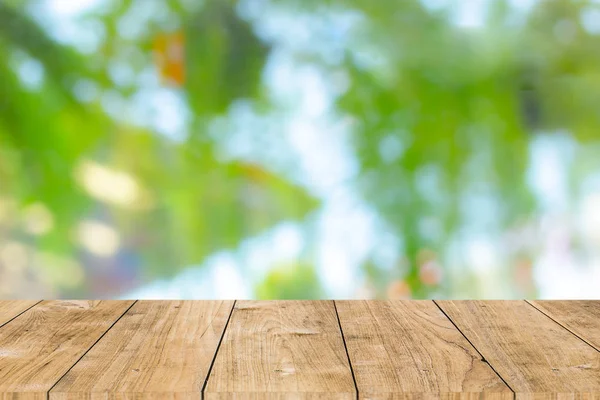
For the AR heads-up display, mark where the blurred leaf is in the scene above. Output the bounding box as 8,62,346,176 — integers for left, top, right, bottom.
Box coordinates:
256,263,323,299
184,0,270,116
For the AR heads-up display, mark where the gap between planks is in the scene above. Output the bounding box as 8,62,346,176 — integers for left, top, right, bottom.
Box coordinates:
201,299,237,396
49,300,236,400
432,299,516,396
333,300,359,400
0,301,236,399
0,300,598,399
0,300,136,399
0,300,42,329
525,299,600,353
204,301,357,399
436,300,600,397
46,300,139,396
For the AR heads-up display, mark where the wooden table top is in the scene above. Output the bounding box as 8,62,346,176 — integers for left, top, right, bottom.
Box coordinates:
0,300,598,399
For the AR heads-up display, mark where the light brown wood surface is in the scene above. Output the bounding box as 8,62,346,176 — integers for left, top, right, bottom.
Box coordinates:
0,300,39,328
204,300,356,400
336,300,512,399
0,300,133,400
529,300,600,352
0,300,599,399
436,300,600,399
50,300,234,400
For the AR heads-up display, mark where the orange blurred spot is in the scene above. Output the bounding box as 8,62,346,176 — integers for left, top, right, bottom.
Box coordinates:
154,31,185,86
419,260,443,286
240,163,270,184
386,280,412,299
514,258,533,291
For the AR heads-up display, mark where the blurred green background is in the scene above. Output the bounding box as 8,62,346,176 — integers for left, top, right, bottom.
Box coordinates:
1,0,599,299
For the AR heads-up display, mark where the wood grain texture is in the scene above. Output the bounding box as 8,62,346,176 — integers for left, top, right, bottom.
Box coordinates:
0,300,39,328
336,300,512,400
0,300,133,400
529,300,600,352
204,300,356,400
437,300,600,399
49,300,234,400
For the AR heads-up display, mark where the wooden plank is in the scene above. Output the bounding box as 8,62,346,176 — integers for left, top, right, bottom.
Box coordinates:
0,300,39,328
50,300,234,400
529,300,600,352
204,300,356,400
437,300,600,399
0,300,133,400
336,300,512,399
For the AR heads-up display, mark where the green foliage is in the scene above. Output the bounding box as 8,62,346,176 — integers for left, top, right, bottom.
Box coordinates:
289,0,600,297
1,0,600,298
256,263,323,300
185,0,270,116
0,0,315,296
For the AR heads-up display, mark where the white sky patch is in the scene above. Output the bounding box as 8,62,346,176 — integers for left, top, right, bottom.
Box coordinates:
378,134,405,164
466,237,499,273
100,90,127,121
44,0,101,17
240,222,306,282
508,0,538,14
579,193,600,247
421,0,450,12
535,252,600,299
316,188,377,298
207,254,252,299
16,57,45,91
150,89,190,142
108,60,136,88
123,252,251,299
73,79,100,103
581,6,600,35
33,0,105,53
453,0,487,28
287,118,356,195
263,48,358,196
424,0,538,28
527,133,575,213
